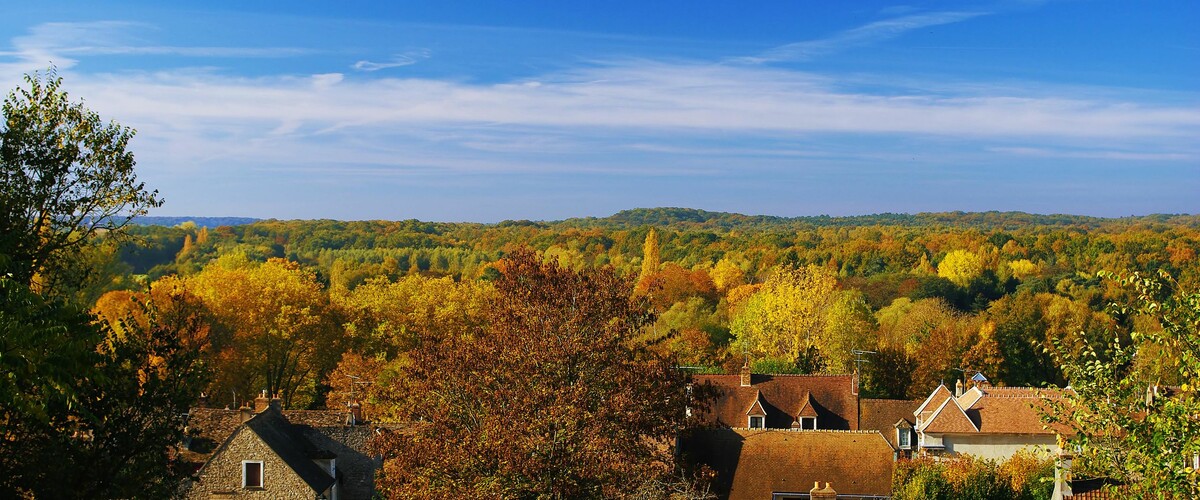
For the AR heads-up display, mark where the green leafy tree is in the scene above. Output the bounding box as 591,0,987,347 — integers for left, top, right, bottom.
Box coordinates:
892,452,1053,500
0,276,207,498
0,69,161,291
1042,271,1200,498
0,71,201,498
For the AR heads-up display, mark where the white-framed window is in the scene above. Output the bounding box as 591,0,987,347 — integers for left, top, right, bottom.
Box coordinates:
799,417,816,430
898,429,911,449
242,460,264,488
749,416,764,428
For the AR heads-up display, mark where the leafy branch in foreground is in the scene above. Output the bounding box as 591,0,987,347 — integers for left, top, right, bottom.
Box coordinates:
1041,271,1199,498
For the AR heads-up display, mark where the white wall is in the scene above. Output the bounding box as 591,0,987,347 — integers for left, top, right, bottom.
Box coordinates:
942,434,1058,461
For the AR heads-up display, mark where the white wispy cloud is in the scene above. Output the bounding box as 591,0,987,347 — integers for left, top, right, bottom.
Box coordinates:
2,18,1197,184
989,146,1195,161
352,49,431,71
0,21,310,76
740,10,988,64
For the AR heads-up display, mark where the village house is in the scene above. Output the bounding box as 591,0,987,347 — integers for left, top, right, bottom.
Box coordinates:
181,392,386,499
913,375,1064,460
691,362,860,431
684,364,903,498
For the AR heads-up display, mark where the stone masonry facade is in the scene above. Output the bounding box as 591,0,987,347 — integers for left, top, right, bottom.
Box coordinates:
185,428,319,500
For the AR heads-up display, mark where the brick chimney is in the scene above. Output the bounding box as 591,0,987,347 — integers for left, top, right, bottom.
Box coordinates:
253,390,270,413
955,379,964,398
740,359,752,387
269,392,283,411
348,401,363,425
809,482,837,500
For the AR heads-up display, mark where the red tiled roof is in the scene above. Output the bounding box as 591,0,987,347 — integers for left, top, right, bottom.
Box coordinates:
746,392,767,416
913,386,1068,436
965,388,1063,435
682,428,894,499
795,393,818,418
914,384,952,417
860,399,921,448
921,397,978,434
694,374,858,430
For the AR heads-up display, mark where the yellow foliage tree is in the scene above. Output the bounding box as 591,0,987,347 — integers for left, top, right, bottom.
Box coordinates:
332,274,494,357
634,228,660,295
1006,259,1038,280
821,290,878,373
937,250,983,287
730,265,838,368
183,255,341,408
710,258,746,293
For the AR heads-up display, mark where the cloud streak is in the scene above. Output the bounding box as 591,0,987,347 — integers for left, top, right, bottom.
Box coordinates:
352,49,431,71
741,10,988,64
0,15,1196,219
0,21,310,75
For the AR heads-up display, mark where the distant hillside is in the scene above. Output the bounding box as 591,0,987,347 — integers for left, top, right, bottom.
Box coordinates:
132,216,260,228
558,207,1199,232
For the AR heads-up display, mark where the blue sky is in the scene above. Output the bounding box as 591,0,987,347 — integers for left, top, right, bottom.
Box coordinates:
1,1,1197,221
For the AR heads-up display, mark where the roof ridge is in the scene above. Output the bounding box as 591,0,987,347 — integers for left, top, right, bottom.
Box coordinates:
761,373,852,377
696,373,853,377
730,428,881,434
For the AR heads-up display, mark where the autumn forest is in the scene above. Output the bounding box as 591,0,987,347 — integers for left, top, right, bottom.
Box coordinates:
97,209,1200,406
3,72,1198,498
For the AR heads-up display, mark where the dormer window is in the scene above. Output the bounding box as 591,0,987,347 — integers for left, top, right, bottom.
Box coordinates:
745,390,767,429
898,428,911,449
798,416,816,430
242,460,264,489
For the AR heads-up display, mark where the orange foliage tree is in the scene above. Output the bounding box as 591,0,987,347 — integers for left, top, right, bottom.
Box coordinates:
372,249,696,498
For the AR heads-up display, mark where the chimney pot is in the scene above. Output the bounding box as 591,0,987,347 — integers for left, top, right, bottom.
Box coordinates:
253,390,271,413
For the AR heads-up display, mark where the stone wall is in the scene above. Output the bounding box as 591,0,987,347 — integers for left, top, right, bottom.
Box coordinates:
185,428,318,500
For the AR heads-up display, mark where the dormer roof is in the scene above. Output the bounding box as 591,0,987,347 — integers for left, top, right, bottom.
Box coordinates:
745,391,767,416
795,392,818,418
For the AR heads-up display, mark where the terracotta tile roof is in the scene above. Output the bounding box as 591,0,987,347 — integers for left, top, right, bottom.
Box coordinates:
795,393,818,418
681,428,894,499
860,399,921,448
746,391,767,416
955,386,983,408
693,374,858,430
914,384,953,417
964,388,1063,435
913,386,1068,436
921,397,979,434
